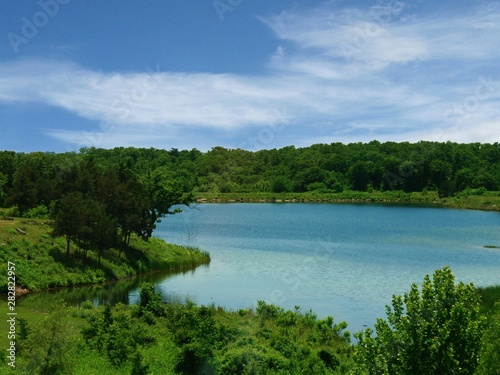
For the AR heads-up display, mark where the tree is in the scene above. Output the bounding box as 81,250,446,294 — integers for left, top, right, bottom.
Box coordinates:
0,172,7,206
348,161,375,191
52,192,87,260
139,167,191,239
7,161,39,216
354,267,484,375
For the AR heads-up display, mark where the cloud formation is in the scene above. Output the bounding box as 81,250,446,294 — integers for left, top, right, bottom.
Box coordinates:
1,1,500,149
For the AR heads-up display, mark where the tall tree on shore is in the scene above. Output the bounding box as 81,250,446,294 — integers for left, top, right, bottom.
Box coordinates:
139,167,191,239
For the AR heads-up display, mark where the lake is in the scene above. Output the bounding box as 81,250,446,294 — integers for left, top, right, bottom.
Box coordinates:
150,203,500,332
19,203,500,333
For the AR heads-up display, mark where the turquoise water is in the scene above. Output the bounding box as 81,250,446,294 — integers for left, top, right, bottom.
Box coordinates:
151,203,500,332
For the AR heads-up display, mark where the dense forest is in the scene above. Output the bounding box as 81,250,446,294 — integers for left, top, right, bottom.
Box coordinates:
1,141,500,211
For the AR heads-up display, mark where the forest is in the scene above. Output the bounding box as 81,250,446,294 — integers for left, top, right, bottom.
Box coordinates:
1,141,500,213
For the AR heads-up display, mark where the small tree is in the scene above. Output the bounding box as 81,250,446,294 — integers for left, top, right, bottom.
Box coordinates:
354,266,484,375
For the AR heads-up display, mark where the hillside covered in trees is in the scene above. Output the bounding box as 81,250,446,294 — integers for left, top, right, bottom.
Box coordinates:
1,141,499,216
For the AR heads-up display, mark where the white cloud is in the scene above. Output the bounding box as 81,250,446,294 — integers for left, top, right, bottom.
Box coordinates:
1,1,500,149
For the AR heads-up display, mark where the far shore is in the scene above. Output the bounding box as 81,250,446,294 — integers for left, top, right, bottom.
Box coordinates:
194,191,500,212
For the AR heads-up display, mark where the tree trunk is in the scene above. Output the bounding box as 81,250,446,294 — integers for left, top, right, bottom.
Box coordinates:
66,235,71,260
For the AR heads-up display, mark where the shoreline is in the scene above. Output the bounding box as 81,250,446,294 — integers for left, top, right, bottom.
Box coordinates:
194,192,500,212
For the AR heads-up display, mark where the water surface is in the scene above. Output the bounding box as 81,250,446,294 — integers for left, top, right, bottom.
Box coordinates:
151,203,500,332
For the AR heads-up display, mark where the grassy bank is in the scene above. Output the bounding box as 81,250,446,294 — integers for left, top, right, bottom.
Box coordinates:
194,190,500,211
0,217,210,293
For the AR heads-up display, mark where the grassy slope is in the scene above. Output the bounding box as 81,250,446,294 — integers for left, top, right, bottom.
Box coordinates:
0,217,210,292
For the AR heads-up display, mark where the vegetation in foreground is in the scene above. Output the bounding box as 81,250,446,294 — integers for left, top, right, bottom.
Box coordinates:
0,217,210,292
0,267,497,374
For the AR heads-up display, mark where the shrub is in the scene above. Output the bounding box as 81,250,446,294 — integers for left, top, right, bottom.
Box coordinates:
354,266,484,375
19,308,77,375
24,205,50,219
139,283,164,317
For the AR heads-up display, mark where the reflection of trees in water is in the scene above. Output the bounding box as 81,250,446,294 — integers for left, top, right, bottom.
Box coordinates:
14,268,200,311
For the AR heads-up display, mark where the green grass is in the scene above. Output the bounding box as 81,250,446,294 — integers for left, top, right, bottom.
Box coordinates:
0,217,210,292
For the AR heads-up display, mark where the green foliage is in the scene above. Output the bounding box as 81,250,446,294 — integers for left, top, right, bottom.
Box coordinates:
3,142,500,216
0,171,7,206
354,267,484,375
83,303,156,368
24,204,50,219
7,268,498,375
139,283,164,318
475,302,500,375
18,307,77,375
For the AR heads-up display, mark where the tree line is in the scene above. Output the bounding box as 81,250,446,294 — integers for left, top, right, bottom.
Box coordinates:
1,141,499,209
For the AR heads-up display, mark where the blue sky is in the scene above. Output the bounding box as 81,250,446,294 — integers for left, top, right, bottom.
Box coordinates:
1,0,500,152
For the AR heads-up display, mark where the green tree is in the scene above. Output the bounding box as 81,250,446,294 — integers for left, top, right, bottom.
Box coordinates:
0,171,7,206
52,192,87,260
139,167,191,238
354,267,484,375
270,176,291,193
7,161,39,216
348,161,375,191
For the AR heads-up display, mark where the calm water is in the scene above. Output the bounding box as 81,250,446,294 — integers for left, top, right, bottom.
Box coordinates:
18,203,500,333
150,203,500,332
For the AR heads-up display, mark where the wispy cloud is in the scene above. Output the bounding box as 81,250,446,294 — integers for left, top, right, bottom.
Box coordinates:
1,1,500,149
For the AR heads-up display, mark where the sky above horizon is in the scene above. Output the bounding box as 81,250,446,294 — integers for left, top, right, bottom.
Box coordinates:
1,0,500,153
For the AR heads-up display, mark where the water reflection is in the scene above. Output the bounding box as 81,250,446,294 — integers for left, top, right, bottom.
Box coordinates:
12,267,205,312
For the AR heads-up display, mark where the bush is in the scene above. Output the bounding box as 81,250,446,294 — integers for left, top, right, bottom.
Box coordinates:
19,308,77,374
139,283,164,317
354,266,484,375
24,204,50,219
